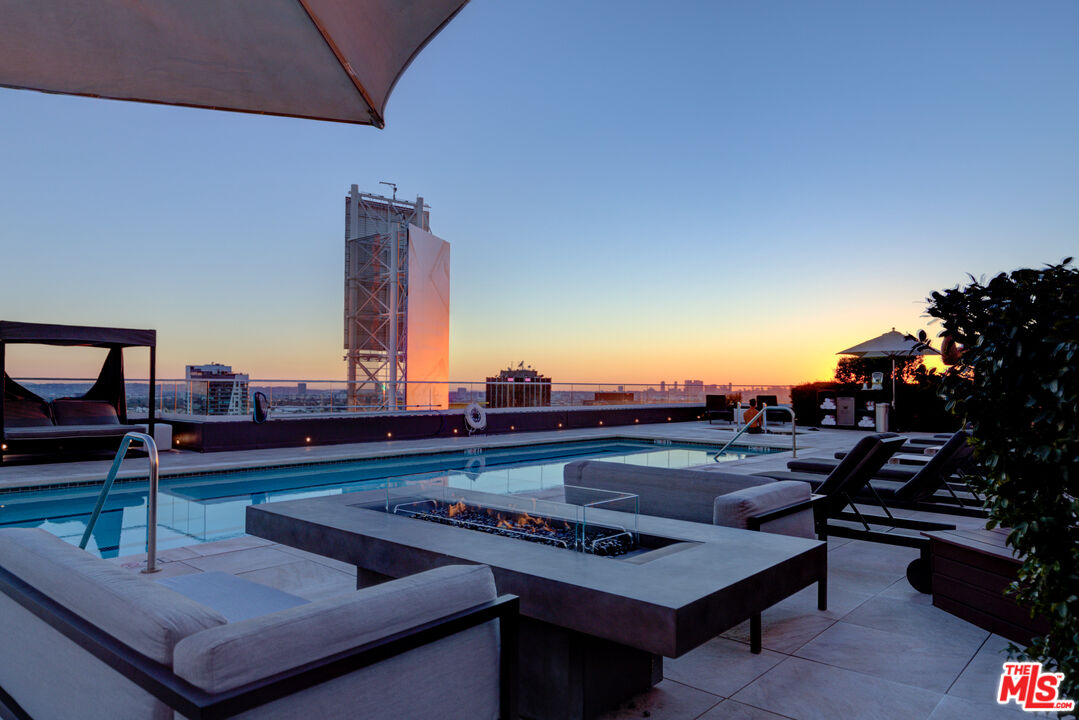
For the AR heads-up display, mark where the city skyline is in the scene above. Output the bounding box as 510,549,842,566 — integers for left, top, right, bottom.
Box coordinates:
1,1,1076,385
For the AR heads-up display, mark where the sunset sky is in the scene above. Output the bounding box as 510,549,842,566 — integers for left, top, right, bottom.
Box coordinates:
1,1,1076,387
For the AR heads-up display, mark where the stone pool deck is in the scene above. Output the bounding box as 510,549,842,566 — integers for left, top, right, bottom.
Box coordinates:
7,421,1051,718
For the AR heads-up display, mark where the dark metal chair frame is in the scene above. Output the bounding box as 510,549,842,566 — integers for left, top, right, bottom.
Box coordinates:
704,394,733,424
744,493,830,652
0,565,519,720
756,434,952,592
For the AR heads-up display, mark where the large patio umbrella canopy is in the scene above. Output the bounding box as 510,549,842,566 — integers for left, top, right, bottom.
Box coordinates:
837,329,939,409
0,0,469,127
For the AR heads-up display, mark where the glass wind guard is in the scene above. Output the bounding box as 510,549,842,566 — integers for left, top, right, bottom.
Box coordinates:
562,485,639,553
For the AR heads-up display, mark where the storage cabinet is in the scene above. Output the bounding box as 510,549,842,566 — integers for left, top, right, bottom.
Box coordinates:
817,388,887,429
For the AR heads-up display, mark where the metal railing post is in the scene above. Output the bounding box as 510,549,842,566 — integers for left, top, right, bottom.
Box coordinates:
143,436,160,573
715,406,797,459
79,432,161,573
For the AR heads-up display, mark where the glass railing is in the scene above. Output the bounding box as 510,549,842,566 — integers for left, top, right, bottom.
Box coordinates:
8,378,792,419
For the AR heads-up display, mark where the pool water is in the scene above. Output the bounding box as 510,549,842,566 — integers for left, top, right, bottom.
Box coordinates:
0,439,775,558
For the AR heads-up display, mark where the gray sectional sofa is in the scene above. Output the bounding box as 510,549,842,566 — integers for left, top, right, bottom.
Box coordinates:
563,460,817,538
0,528,517,719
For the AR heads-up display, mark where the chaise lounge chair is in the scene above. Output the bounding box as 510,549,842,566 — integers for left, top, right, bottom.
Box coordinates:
704,394,734,424
753,434,953,591
781,430,983,516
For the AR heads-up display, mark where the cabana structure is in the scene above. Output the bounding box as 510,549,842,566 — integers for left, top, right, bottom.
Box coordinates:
0,321,155,464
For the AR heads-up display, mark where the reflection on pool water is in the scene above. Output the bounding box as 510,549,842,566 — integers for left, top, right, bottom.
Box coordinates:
0,439,777,558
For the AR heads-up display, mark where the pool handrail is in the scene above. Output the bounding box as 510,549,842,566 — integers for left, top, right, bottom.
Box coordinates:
78,432,161,573
715,406,797,459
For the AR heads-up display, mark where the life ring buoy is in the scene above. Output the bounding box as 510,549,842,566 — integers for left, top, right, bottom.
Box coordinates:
464,455,486,481
464,402,487,433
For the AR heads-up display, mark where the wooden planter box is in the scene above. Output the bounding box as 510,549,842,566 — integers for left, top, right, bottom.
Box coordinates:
926,527,1049,645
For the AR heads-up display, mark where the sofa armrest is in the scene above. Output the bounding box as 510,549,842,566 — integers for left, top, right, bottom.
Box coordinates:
713,481,815,539
177,592,520,720
747,494,826,530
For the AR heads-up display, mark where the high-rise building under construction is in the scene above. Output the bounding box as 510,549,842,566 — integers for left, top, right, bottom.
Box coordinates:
344,185,450,411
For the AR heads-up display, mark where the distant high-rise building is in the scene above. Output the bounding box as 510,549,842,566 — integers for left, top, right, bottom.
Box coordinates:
297,382,307,396
344,185,450,411
185,364,249,416
486,363,551,408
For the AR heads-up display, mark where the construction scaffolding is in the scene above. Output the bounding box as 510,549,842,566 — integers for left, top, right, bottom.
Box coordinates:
344,185,431,410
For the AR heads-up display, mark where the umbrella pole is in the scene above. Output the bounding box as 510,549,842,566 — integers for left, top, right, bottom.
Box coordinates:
891,357,896,411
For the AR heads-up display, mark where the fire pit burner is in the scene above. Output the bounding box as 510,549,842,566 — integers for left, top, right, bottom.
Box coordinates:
393,499,635,556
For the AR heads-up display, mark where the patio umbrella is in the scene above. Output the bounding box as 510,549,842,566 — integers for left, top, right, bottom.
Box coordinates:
0,0,469,127
837,328,939,410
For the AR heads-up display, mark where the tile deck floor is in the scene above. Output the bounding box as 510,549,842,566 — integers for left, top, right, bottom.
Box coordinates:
4,421,1055,719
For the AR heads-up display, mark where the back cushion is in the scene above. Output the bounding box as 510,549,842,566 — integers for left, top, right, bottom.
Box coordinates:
3,397,54,427
173,564,499,693
895,431,970,501
51,398,120,426
816,434,881,495
0,528,226,664
564,460,773,524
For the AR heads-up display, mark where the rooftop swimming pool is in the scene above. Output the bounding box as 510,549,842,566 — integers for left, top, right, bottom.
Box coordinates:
0,439,777,558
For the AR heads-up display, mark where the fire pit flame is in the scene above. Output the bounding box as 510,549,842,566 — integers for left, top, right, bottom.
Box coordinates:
391,499,634,556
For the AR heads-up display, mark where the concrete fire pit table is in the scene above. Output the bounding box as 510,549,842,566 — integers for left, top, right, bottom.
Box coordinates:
247,487,825,720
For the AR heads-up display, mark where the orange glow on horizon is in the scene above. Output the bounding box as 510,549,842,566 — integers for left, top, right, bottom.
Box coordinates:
2,302,944,388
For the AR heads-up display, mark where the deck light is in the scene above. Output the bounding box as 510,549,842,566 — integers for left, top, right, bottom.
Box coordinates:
387,432,393,438
635,419,639,423
557,423,562,428
598,421,603,426
453,428,458,434
667,417,672,421
0,443,6,451
305,437,311,443
510,425,515,430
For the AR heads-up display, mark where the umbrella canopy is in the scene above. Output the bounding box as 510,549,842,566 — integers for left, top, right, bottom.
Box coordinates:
0,0,469,127
837,328,939,411
837,329,940,359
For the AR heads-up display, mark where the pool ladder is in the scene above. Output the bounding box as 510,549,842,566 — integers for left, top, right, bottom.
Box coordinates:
79,432,161,573
714,406,797,460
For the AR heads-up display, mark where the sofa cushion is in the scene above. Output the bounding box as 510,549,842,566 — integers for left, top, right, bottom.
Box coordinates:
0,528,226,664
155,572,310,622
564,460,773,524
3,423,141,440
173,563,499,694
51,398,120,425
3,397,54,428
713,480,814,538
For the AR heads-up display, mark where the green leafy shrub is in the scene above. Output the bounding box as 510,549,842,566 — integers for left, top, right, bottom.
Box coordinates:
927,259,1078,703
